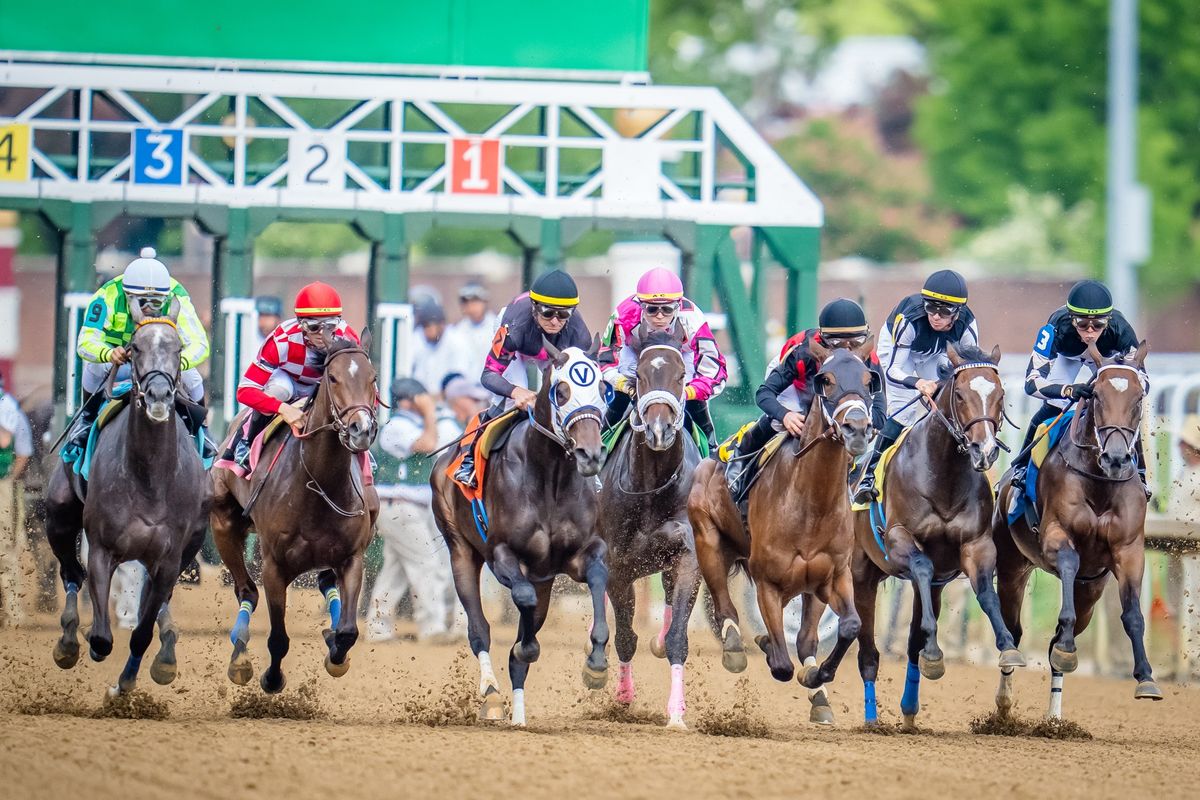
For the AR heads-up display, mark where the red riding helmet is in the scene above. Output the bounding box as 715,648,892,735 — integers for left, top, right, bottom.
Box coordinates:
293,282,343,318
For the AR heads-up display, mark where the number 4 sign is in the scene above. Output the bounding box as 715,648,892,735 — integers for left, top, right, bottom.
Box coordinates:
0,124,32,182
448,137,502,195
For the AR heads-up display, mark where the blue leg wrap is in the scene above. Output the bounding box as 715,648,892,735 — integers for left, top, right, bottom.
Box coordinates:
230,600,253,645
65,582,79,595
900,660,921,716
863,680,878,723
122,654,143,678
325,588,341,628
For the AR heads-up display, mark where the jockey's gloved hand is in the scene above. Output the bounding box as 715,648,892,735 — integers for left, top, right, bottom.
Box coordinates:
1068,383,1094,399
611,375,635,396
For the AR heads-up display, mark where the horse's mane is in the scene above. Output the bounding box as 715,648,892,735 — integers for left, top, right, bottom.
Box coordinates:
323,337,359,364
643,329,682,350
937,345,993,380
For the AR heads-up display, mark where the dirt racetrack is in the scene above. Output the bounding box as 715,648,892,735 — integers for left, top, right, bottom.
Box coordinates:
2,577,1198,800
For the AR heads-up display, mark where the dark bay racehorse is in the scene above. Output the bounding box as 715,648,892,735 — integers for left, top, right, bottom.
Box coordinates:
853,344,1024,729
689,341,875,725
211,338,380,693
993,341,1161,718
431,338,609,726
44,301,209,694
596,328,702,729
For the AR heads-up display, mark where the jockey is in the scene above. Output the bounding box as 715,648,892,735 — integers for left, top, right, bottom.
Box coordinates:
1009,279,1149,497
599,267,727,449
725,298,884,498
852,269,979,503
67,247,210,455
223,281,360,469
451,269,592,488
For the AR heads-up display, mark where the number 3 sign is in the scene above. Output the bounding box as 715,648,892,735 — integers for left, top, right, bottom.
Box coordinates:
132,128,186,185
448,137,502,195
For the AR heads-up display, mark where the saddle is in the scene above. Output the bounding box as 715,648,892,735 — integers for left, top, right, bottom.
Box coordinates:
61,384,133,481
850,425,915,514
1006,410,1076,529
446,408,523,502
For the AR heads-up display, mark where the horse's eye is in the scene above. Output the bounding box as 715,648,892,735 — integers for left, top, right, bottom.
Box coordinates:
329,375,339,385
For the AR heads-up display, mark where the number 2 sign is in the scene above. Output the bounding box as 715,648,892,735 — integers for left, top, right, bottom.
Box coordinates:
448,137,502,195
288,133,346,190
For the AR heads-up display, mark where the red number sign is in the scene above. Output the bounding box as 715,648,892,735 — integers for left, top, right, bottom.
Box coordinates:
448,137,502,195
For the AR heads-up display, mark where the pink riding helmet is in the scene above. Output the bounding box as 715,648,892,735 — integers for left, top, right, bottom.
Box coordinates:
636,267,684,303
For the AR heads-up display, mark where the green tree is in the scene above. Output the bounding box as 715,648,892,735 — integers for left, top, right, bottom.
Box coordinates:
915,0,1200,295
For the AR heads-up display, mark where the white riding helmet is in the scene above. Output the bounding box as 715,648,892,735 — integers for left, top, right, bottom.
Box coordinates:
122,247,171,296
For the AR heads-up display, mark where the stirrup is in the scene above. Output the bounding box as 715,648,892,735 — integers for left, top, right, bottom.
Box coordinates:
852,477,878,505
454,463,477,489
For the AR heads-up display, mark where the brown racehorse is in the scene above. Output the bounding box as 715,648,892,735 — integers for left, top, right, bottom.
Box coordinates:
431,338,609,727
852,344,1024,728
689,340,875,724
993,340,1161,718
211,338,380,693
596,328,703,729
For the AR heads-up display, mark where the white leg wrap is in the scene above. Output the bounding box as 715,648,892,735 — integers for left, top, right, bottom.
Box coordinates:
511,688,526,727
478,651,498,695
1048,671,1064,719
802,656,826,701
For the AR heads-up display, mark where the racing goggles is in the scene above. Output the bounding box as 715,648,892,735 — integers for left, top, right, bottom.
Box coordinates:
923,300,960,319
644,302,680,317
823,332,868,348
536,304,574,321
125,290,170,313
1071,315,1109,332
299,317,343,335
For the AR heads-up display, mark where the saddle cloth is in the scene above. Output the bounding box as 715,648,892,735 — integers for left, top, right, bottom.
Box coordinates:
850,425,915,513
446,409,523,502
1006,410,1075,526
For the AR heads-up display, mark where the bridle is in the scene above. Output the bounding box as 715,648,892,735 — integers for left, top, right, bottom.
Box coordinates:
1065,363,1145,481
926,362,1006,455
129,317,180,410
629,344,686,435
531,357,605,453
791,354,873,460
294,347,379,450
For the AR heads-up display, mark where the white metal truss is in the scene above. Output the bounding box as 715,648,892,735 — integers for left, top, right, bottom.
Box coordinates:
0,61,822,228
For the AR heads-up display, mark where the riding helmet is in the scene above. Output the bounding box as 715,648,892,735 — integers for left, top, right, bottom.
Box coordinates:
414,301,447,327
255,295,283,317
391,377,427,405
528,269,579,308
294,282,343,318
122,247,171,295
921,269,968,305
818,298,869,335
636,267,685,303
1066,280,1114,317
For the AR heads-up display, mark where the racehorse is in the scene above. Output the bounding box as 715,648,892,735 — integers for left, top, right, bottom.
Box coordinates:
596,328,703,729
211,338,380,693
431,338,609,726
852,344,1024,728
44,300,209,694
993,340,1161,718
689,340,876,725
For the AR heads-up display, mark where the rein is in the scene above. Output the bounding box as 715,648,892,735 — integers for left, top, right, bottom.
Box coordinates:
925,362,1008,455
129,317,181,409
1063,399,1139,483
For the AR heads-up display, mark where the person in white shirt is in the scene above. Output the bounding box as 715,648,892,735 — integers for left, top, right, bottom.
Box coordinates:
368,377,466,642
410,302,470,399
0,377,33,627
452,283,497,382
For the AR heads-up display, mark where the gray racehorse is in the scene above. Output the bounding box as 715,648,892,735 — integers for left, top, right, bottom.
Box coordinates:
44,298,210,695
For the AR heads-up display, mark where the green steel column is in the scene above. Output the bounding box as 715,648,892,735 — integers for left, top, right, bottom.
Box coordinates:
760,227,820,335
209,207,255,427
368,214,410,360
688,225,720,311
709,226,766,389
532,218,562,280
54,202,97,405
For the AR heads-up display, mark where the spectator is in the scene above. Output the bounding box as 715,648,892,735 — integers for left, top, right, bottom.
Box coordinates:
453,283,497,377
1167,416,1200,677
0,375,33,627
368,378,465,643
442,373,491,426
411,302,469,397
255,296,283,341
1169,416,1200,519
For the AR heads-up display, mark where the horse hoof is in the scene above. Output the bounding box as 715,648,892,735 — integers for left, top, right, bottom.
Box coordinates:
479,688,506,722
1135,680,1164,701
228,652,254,686
650,636,667,659
150,658,177,686
722,649,747,674
809,701,835,726
514,641,540,664
89,647,107,663
799,665,823,690
902,713,918,732
582,664,608,690
770,665,794,683
998,648,1026,669
1050,645,1078,674
260,672,287,695
324,653,351,678
53,639,80,670
665,717,688,731
754,634,770,654
918,652,945,680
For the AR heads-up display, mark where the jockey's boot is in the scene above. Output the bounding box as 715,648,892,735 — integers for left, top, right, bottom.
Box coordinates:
62,391,103,460
453,404,503,489
725,415,774,501
852,418,902,505
176,395,216,459
685,398,718,452
231,411,271,471
1010,403,1059,493
1135,438,1152,501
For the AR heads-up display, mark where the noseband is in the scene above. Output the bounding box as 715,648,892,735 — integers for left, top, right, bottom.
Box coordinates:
129,318,180,409
629,346,687,435
1066,363,1144,481
296,347,379,450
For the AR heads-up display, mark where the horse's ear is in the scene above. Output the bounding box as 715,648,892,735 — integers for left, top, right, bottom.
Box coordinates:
359,327,373,355
585,332,601,360
129,297,145,325
946,344,962,366
543,336,569,368
1085,342,1105,369
989,344,1002,365
809,337,830,363
853,334,875,361
166,296,180,322
1132,339,1150,368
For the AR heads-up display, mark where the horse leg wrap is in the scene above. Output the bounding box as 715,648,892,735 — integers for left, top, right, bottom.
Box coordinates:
510,688,526,726
478,651,498,694
863,680,878,724
324,588,341,628
666,663,686,726
615,661,636,705
1048,670,1064,719
230,600,253,645
900,660,921,717
802,657,825,700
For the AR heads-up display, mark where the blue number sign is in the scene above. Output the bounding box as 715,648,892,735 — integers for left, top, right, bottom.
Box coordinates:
132,128,185,185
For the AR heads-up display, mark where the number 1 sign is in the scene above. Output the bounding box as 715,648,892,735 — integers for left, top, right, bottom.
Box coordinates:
448,137,502,195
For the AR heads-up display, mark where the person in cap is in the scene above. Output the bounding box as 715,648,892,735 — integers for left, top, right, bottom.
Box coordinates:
853,269,979,503
452,269,592,487
410,301,470,398
220,281,360,470
452,283,498,376
441,373,491,426
368,377,465,643
66,247,211,457
0,373,34,626
1009,278,1149,496
725,298,885,499
599,267,727,449
255,295,284,340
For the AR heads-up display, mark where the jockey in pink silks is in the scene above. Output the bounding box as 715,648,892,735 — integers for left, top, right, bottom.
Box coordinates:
598,267,727,449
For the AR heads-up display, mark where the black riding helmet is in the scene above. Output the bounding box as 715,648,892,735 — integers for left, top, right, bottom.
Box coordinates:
1066,280,1114,317
528,269,580,308
818,298,869,337
391,377,428,406
921,269,969,306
